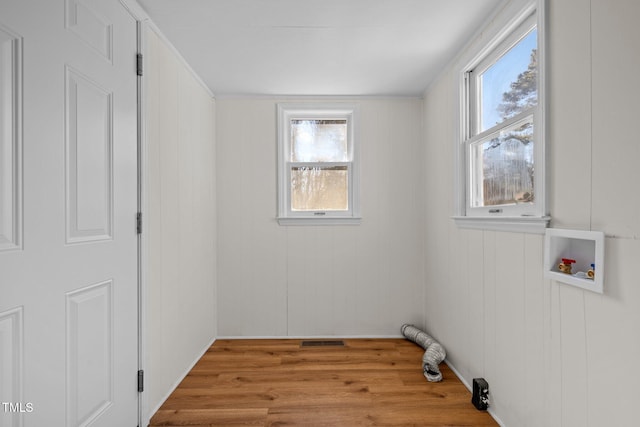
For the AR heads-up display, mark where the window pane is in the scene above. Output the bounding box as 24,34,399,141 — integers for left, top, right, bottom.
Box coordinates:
471,117,534,207
291,166,348,211
479,28,537,132
291,120,348,162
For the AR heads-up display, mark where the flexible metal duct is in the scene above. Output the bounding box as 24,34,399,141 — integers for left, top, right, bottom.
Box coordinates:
401,324,446,382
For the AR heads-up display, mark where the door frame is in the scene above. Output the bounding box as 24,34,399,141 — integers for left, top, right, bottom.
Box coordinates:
118,2,149,426
136,18,148,427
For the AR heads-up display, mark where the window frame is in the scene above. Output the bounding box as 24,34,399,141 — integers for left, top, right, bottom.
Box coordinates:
453,0,549,234
277,103,360,225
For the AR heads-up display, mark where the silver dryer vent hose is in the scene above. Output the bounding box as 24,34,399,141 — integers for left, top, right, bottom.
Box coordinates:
401,324,446,382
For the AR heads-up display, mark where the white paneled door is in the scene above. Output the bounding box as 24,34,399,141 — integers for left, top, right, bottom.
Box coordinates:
0,0,139,426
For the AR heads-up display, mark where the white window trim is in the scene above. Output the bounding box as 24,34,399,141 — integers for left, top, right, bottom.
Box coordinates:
453,0,549,234
277,103,361,226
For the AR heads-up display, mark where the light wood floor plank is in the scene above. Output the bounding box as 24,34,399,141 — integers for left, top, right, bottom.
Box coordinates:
149,339,497,426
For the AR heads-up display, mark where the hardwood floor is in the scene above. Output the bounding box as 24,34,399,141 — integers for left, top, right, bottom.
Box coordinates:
149,339,498,426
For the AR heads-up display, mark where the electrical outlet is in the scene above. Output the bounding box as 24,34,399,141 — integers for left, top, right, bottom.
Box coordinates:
472,378,489,410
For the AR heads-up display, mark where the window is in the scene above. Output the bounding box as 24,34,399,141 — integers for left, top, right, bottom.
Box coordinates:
277,103,360,225
455,0,548,233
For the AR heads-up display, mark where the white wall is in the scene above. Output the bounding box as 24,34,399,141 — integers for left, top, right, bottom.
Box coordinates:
422,0,640,426
216,97,425,337
144,26,217,420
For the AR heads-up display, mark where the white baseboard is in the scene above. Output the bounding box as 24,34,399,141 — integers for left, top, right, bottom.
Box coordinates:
144,336,216,425
216,334,404,339
444,359,506,427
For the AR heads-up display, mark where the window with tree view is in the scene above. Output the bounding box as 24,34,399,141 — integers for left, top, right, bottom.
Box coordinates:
466,13,540,215
277,104,360,224
290,120,349,211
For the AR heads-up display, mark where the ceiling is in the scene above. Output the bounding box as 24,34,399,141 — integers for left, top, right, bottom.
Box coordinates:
137,0,504,97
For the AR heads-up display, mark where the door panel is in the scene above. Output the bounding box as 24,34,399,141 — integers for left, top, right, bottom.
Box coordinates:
0,24,22,252
66,280,114,426
65,0,114,63
0,0,138,426
65,65,113,243
0,307,23,427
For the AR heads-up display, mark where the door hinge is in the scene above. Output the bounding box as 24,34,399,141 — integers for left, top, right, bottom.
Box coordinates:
136,53,143,76
136,212,142,235
138,370,144,392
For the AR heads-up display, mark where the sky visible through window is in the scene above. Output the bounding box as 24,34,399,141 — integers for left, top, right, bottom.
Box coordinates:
290,120,348,162
481,28,537,131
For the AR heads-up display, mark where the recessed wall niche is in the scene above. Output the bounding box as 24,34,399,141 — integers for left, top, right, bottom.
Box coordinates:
544,228,604,294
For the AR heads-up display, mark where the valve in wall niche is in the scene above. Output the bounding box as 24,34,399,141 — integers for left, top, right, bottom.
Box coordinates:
587,263,595,279
558,258,576,274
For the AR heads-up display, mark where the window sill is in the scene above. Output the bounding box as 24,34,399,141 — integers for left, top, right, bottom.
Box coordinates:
452,215,550,234
277,217,362,226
